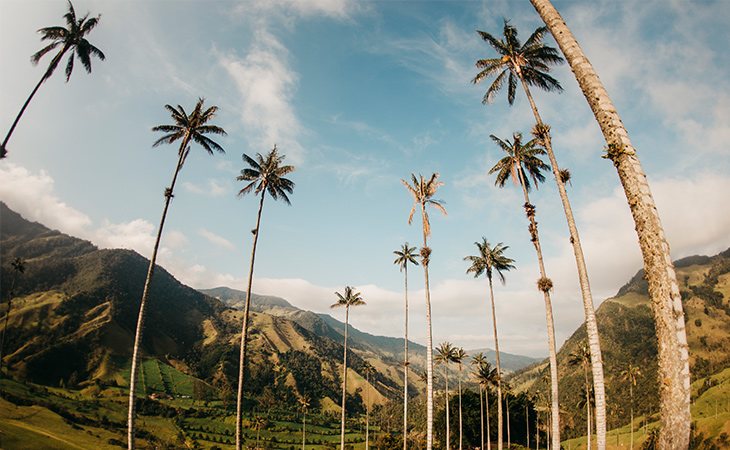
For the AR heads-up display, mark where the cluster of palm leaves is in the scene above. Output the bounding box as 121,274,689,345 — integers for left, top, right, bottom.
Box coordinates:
2,0,692,449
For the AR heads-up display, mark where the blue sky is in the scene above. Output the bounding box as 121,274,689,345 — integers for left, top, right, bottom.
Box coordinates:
1,0,729,357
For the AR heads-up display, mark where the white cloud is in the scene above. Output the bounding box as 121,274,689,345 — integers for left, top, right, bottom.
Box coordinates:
237,0,361,22
182,179,229,197
199,228,236,251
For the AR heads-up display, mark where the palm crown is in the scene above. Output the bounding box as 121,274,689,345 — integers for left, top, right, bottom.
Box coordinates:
473,360,498,387
31,0,105,81
435,342,457,365
152,98,226,163
472,20,564,104
464,239,515,284
621,364,642,386
489,132,551,192
331,286,366,309
568,342,591,368
393,243,419,271
402,173,447,238
237,145,295,205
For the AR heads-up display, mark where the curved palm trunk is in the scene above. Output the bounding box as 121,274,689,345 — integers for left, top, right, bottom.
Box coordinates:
529,2,690,447
516,70,607,450
403,264,410,450
487,278,504,450
340,305,350,450
1,47,68,158
236,192,266,450
420,203,436,450
445,367,451,450
458,367,463,450
128,136,189,449
516,171,560,450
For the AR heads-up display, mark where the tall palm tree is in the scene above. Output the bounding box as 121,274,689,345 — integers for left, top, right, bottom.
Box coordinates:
474,359,498,450
451,348,468,450
436,342,457,450
331,286,366,450
299,395,310,450
393,242,419,450
127,98,225,449
234,145,295,450
464,239,515,450
471,353,488,450
569,342,593,450
0,258,25,372
253,416,266,449
528,2,691,446
402,172,447,450
473,21,607,450
1,1,105,159
503,382,512,448
363,361,376,450
621,363,642,450
488,132,560,449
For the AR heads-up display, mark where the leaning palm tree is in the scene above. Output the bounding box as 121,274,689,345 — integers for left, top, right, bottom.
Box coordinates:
621,363,642,450
234,145,295,450
402,173,447,450
464,239,514,450
528,2,691,446
393,242,419,450
2,1,105,159
488,132,560,449
363,361,376,450
451,348,468,450
569,342,593,450
471,353,488,450
436,342,457,450
473,20,607,450
0,258,25,372
127,98,225,449
299,395,310,450
331,286,366,450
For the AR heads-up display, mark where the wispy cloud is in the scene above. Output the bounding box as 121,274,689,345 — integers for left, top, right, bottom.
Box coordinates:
199,228,236,251
182,179,229,197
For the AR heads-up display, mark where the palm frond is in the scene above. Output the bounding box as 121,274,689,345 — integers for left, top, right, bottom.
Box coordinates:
152,132,183,147
64,53,74,81
476,30,508,55
237,180,258,198
37,26,67,41
76,40,93,73
80,15,101,34
30,41,62,66
482,69,508,104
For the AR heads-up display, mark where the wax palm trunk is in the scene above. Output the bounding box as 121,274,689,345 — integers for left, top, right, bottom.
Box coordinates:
302,410,306,450
128,136,189,449
486,279,505,450
479,386,484,450
584,368,592,450
420,205,436,450
528,2,691,447
403,264,410,450
485,387,491,450
516,169,560,449
236,192,266,450
458,369,463,450
340,305,351,449
366,369,370,450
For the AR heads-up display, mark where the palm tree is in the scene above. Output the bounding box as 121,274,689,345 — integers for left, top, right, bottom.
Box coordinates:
127,98,225,449
488,132,560,449
1,1,105,159
474,359,498,450
402,172,447,450
234,145,295,450
473,21,607,450
621,363,642,450
363,361,376,450
451,348,468,450
569,342,593,449
527,2,691,446
471,353,488,450
393,242,419,450
576,385,595,448
464,239,515,450
331,286,366,450
436,342,457,450
253,416,266,449
299,395,310,450
503,382,512,448
0,258,25,372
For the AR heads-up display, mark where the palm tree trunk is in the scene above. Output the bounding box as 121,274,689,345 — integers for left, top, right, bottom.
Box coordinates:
528,2,691,448
585,366,591,450
516,69,607,450
630,383,634,450
506,396,511,448
516,172,560,450
236,192,266,450
127,137,189,450
0,272,20,372
366,370,370,450
445,367,451,450
404,264,409,450
480,386,485,450
526,403,530,449
1,47,68,158
421,204,435,450
487,278,504,450
302,410,306,450
486,387,491,450
458,367,463,450
340,305,350,450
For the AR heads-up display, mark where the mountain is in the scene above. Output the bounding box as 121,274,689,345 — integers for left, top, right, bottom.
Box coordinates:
465,347,540,374
509,247,730,437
